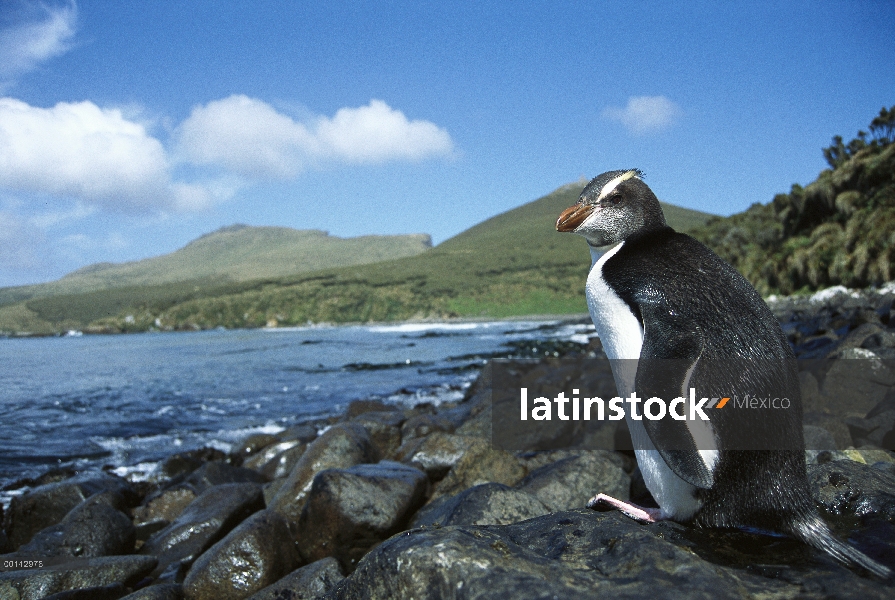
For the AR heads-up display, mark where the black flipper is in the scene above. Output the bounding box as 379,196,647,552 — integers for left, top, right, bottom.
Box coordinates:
636,305,715,489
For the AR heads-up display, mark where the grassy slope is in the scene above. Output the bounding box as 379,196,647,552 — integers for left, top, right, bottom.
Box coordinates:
0,183,713,333
0,226,432,306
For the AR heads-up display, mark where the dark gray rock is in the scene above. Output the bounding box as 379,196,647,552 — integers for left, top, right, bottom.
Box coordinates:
15,494,135,558
395,432,483,480
242,440,306,480
279,423,319,444
0,555,157,600
345,399,390,419
184,462,268,493
182,509,300,600
297,461,427,570
515,450,630,512
268,423,378,528
139,482,264,582
400,414,455,443
410,483,550,528
331,509,894,600
231,434,280,461
119,583,184,600
430,444,526,501
3,473,135,550
156,448,227,481
808,459,895,521
847,396,895,451
245,557,344,600
132,486,198,529
42,583,128,599
351,411,404,459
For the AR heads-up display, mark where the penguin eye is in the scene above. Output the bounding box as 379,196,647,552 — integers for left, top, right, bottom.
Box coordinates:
604,194,623,206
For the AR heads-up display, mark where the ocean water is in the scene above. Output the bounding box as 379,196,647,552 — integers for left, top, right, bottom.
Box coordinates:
0,319,592,503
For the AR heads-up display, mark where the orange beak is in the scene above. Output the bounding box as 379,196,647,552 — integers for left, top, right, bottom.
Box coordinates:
555,203,594,232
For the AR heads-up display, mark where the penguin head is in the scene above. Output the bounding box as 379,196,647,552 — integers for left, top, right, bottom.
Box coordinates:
556,169,666,246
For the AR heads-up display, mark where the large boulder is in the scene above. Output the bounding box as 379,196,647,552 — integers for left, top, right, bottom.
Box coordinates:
410,483,551,528
296,461,427,570
245,557,344,600
0,556,157,600
139,483,264,582
267,423,378,528
515,450,630,512
808,459,895,521
181,510,300,600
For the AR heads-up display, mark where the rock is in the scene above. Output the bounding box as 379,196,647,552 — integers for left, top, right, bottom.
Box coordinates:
41,583,127,599
3,473,136,550
15,494,135,558
139,482,264,582
119,583,184,599
395,432,484,480
242,440,306,480
410,483,551,528
351,411,404,459
515,450,630,512
133,486,198,529
156,449,227,481
0,555,157,600
345,400,390,419
296,461,427,569
245,557,344,600
231,434,280,461
847,396,895,450
182,510,300,600
267,423,378,528
330,509,893,599
399,413,455,443
430,444,526,501
820,356,895,417
184,462,268,493
808,459,895,521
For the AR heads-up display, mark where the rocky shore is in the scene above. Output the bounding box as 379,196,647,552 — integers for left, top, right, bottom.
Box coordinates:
2,284,895,599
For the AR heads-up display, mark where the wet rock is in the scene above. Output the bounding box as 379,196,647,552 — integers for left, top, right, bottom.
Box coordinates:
346,399,390,419
182,509,300,600
119,583,184,599
820,356,895,417
42,583,127,599
242,440,306,480
808,459,895,521
245,557,343,600
847,396,895,451
410,483,550,528
351,411,404,459
331,509,893,599
15,494,135,558
279,423,319,444
132,486,198,530
157,449,227,481
3,473,136,550
267,423,378,527
184,462,268,493
515,450,630,512
400,413,455,443
297,461,427,570
231,434,280,461
0,555,156,600
395,432,484,480
139,482,264,582
430,444,526,501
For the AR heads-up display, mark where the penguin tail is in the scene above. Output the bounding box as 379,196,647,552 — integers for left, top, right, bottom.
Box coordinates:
791,514,892,579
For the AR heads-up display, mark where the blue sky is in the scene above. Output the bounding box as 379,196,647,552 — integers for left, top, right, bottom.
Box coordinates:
0,1,893,287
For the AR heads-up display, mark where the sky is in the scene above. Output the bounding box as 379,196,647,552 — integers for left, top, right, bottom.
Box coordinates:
0,1,893,287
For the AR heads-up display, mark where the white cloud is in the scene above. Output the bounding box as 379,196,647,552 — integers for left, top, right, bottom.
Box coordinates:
0,97,216,212
176,95,454,179
602,95,682,135
0,1,77,88
0,209,46,270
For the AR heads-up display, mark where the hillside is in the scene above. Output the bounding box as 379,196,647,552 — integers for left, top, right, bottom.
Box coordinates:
0,182,712,334
0,226,432,306
689,105,895,296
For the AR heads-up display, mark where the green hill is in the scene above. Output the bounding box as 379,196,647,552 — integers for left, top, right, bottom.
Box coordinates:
688,105,895,296
0,226,432,306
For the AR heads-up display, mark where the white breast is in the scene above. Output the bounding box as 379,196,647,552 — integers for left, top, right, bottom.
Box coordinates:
585,241,703,520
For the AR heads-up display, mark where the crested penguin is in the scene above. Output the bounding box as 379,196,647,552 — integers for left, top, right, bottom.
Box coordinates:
556,169,891,577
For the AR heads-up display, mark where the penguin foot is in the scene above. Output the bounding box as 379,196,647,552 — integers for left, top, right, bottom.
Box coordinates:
587,493,665,524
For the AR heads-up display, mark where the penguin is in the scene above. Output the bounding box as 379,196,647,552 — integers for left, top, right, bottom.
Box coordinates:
556,169,891,577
